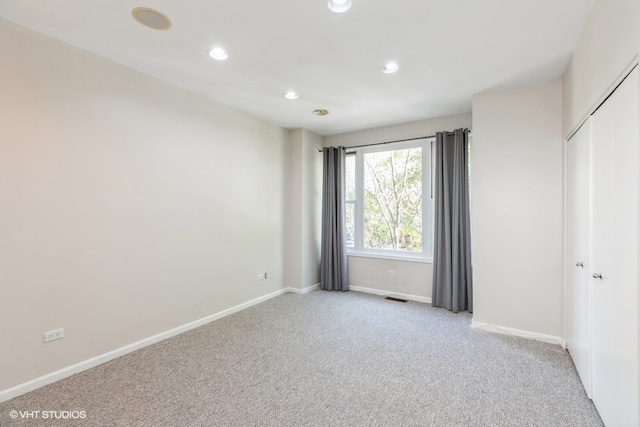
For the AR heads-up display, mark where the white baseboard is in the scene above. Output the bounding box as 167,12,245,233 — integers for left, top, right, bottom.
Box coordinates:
0,288,289,403
286,283,320,294
349,285,432,304
471,320,563,346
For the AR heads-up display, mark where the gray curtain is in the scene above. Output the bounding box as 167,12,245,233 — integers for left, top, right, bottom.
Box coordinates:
432,129,473,312
320,147,349,291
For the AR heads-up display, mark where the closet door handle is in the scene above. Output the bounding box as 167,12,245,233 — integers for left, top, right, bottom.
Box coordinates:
575,262,584,267
592,273,603,279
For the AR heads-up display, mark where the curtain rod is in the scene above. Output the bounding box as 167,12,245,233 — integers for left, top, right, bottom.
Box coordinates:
317,129,470,152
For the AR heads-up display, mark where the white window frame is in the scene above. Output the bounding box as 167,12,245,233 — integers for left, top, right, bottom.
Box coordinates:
346,138,434,263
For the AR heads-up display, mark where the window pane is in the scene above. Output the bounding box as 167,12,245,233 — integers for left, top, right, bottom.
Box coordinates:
345,202,355,248
345,153,355,201
363,148,422,252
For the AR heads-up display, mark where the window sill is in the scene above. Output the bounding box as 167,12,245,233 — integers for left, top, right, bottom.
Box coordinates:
346,251,433,264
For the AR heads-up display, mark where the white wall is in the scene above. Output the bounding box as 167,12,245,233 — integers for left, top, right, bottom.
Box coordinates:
302,131,323,289
325,113,472,148
284,129,304,289
324,113,472,300
472,79,564,339
0,22,290,392
563,0,639,137
284,129,322,291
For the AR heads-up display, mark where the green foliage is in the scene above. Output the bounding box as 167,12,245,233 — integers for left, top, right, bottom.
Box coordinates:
363,148,422,251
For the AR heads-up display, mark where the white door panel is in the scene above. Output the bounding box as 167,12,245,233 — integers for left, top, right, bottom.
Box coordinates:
565,118,592,397
590,68,638,427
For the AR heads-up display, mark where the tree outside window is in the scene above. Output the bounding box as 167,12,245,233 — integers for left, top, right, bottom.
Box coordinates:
345,139,432,259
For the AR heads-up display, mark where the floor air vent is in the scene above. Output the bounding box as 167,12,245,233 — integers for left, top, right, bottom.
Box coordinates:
385,296,409,303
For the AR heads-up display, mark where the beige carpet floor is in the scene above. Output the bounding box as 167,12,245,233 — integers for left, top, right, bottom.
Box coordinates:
0,290,602,426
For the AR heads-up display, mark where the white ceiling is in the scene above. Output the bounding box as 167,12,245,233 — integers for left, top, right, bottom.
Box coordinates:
0,0,595,136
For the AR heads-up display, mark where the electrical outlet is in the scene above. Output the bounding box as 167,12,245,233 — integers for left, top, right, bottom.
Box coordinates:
257,273,265,281
43,328,64,343
387,270,396,277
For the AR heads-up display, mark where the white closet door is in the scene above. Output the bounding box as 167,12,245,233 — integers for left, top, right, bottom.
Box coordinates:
590,68,639,427
565,118,592,397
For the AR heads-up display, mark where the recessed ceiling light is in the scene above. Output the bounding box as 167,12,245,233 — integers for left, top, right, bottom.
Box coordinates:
132,7,172,31
209,47,229,61
382,62,399,74
328,0,352,13
313,109,329,116
284,91,299,100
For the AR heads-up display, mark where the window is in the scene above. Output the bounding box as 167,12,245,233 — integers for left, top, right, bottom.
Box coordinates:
345,138,433,261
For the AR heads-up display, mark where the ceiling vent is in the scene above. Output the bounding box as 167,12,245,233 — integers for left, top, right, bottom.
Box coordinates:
132,7,172,31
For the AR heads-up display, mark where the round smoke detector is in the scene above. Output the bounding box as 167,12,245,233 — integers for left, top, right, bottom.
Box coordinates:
132,7,172,31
